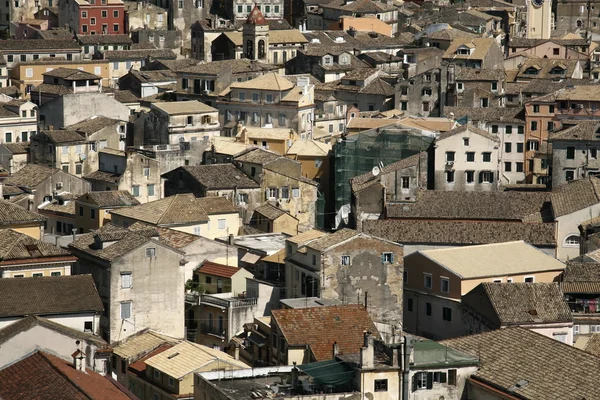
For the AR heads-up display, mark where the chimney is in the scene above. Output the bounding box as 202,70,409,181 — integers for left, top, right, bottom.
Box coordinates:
228,233,234,245
360,331,374,369
391,347,400,367
234,344,240,360
72,228,77,242
332,341,339,358
72,348,86,372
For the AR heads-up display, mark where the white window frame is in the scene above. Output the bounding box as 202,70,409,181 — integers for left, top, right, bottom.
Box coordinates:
424,273,432,289
564,234,580,247
121,272,132,289
341,255,351,266
218,219,226,229
524,276,535,283
120,301,132,319
574,325,580,335
440,277,449,293
145,248,156,258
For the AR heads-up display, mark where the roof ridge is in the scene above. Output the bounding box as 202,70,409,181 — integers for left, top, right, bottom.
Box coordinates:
38,351,94,400
155,195,179,226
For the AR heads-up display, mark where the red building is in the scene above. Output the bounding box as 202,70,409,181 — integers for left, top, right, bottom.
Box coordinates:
59,0,125,35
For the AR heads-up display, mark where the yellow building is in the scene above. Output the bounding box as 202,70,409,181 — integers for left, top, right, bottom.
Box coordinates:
0,200,46,239
0,229,76,278
285,139,331,183
110,194,241,240
75,191,140,233
250,203,299,235
10,58,111,96
235,126,299,155
194,261,253,296
130,340,248,400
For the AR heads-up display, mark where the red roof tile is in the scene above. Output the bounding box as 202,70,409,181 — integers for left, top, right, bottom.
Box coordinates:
197,261,242,278
128,343,174,375
246,5,268,25
0,351,133,399
271,304,378,362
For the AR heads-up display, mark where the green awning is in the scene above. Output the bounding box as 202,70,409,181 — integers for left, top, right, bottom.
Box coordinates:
298,360,355,386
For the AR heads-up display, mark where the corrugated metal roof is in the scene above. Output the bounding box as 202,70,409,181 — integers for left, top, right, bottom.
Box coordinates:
144,341,248,379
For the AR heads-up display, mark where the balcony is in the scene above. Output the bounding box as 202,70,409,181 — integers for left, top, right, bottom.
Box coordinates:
566,300,600,315
200,293,258,308
200,323,225,338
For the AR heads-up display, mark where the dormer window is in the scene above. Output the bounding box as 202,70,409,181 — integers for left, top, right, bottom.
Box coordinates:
524,67,540,75
323,56,332,65
340,55,349,65
550,66,566,75
456,46,473,55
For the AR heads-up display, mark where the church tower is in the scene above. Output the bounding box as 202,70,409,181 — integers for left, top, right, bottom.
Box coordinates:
526,0,552,39
243,5,269,61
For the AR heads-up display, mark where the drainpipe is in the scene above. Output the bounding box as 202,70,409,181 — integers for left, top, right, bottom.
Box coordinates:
402,336,412,400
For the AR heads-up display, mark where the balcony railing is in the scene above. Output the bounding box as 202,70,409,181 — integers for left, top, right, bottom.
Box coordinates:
567,300,600,314
200,294,257,308
200,323,225,338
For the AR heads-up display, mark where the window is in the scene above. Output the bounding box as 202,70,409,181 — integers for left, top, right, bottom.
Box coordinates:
101,10,107,18
91,17,96,25
533,104,540,113
82,10,88,18
463,138,470,147
506,125,513,134
566,170,575,181
90,209,96,220
448,370,457,386
482,152,491,162
25,67,33,78
425,302,432,316
178,0,183,8
466,152,475,162
79,206,84,217
341,255,351,265
414,372,431,390
491,125,498,134
132,185,140,197
84,321,93,332
374,379,388,392
565,235,580,246
400,101,408,111
528,140,540,152
505,142,512,153
6,55,12,63
113,10,119,17
121,273,132,288
441,278,449,293
267,187,278,199
154,369,161,379
491,82,498,91
443,307,452,321
574,325,580,335
518,125,524,134
281,186,289,199
505,162,512,172
480,171,493,183
422,102,430,112
51,271,61,277
481,98,489,108
266,94,273,103
120,302,132,319
457,82,464,90
145,248,156,258
591,149,598,159
517,143,524,153
274,5,279,12
422,88,432,96
401,177,410,189
75,164,82,175
113,24,119,32
407,297,413,312
445,170,455,183
445,151,455,162
465,170,475,183
292,188,300,197
147,184,155,197
516,162,524,172
524,276,535,283
32,273,43,277
424,274,432,289
4,132,11,142
382,252,394,263
217,219,226,230
312,254,316,265
567,146,575,159
531,121,538,131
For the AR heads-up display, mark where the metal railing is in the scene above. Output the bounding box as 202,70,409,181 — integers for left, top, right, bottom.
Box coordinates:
200,294,257,308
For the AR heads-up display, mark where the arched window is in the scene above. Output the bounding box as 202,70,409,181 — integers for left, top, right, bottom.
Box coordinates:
246,40,254,59
258,40,265,59
564,234,580,247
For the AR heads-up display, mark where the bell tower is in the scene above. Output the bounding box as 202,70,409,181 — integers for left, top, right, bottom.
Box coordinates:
243,5,269,61
526,0,552,39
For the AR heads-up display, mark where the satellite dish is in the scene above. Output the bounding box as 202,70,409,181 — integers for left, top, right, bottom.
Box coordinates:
372,166,381,176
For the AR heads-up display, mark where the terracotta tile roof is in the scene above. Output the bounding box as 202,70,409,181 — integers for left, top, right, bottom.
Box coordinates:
363,219,557,247
0,274,103,317
388,189,550,221
40,129,86,144
229,72,294,91
551,177,600,217
174,164,259,190
304,228,360,252
246,5,268,25
43,67,100,80
271,304,378,362
103,48,177,60
1,141,29,154
441,328,600,399
65,115,123,134
549,120,600,142
197,261,242,278
583,334,600,357
0,39,79,51
76,191,140,208
442,38,497,61
463,283,572,326
0,351,133,399
0,229,73,263
234,148,281,165
38,200,76,217
84,169,121,184
155,227,202,249
444,106,525,124
110,194,237,226
437,123,499,142
561,262,600,293
254,203,290,221
286,229,327,244
0,200,46,225
112,330,180,360
77,34,133,45
3,164,60,188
